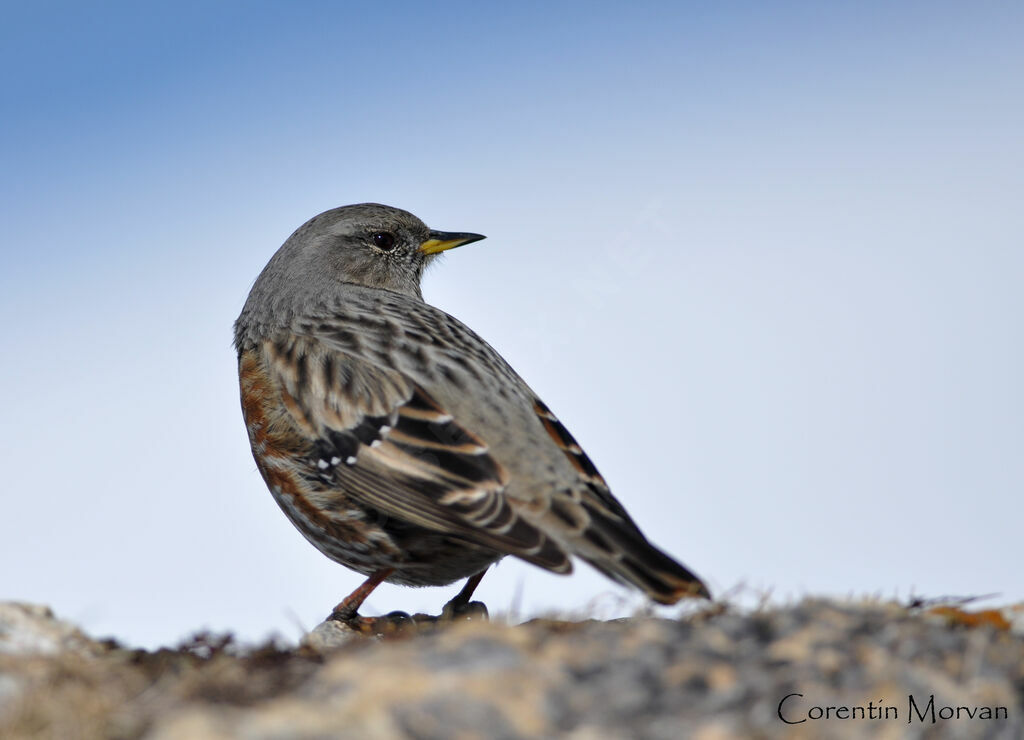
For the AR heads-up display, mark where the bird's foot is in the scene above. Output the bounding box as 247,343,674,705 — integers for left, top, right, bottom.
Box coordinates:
326,568,489,637
327,600,488,636
440,598,489,622
328,608,419,636
405,599,488,628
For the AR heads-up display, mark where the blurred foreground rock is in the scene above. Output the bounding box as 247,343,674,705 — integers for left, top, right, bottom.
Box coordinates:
1,599,1022,739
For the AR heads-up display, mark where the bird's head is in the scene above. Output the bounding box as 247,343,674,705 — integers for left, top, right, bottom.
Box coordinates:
275,203,486,298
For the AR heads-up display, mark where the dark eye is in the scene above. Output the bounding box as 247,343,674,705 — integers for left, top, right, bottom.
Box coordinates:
372,232,396,251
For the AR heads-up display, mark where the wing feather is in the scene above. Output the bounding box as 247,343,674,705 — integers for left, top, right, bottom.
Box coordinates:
260,334,571,573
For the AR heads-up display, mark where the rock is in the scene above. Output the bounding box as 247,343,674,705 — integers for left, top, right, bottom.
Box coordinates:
300,618,364,651
0,599,1022,738
0,603,102,657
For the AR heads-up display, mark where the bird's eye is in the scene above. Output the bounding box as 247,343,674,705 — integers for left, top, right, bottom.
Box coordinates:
372,232,397,251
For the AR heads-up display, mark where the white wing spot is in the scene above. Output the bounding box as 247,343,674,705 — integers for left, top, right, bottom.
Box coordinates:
317,459,330,470
330,456,341,465
345,456,357,465
379,425,391,435
370,440,382,448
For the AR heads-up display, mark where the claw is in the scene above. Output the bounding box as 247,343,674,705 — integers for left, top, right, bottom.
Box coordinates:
329,610,416,635
441,598,489,622
325,569,490,636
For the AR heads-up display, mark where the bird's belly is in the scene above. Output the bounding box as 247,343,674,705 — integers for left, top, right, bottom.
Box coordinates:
270,483,501,587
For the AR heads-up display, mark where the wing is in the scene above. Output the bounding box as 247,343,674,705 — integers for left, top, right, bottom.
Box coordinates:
255,331,571,573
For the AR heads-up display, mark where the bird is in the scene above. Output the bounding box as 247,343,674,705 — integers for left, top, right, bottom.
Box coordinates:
234,203,709,631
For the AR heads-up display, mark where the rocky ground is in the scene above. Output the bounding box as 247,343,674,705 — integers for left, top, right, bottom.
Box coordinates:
1,598,1022,739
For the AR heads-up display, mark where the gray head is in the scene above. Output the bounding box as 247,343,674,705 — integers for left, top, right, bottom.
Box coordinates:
235,203,485,344
261,203,484,297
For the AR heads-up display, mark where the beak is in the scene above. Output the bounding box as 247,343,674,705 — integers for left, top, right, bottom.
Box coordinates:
419,230,487,255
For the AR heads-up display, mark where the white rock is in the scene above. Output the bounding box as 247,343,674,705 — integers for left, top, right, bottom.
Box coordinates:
0,602,99,656
301,618,367,650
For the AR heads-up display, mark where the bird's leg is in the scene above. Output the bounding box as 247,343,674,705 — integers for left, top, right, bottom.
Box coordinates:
329,568,403,633
329,568,489,634
439,568,489,621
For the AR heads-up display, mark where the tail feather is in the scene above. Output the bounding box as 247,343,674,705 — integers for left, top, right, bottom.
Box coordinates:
579,500,710,604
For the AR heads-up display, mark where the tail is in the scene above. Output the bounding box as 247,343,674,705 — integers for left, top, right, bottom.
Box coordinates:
586,545,710,604
577,499,710,604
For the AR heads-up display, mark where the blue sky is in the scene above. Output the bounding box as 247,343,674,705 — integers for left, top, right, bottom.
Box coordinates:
2,2,1022,648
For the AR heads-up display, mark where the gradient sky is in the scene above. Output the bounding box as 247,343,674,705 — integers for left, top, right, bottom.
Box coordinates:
2,1,1022,648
